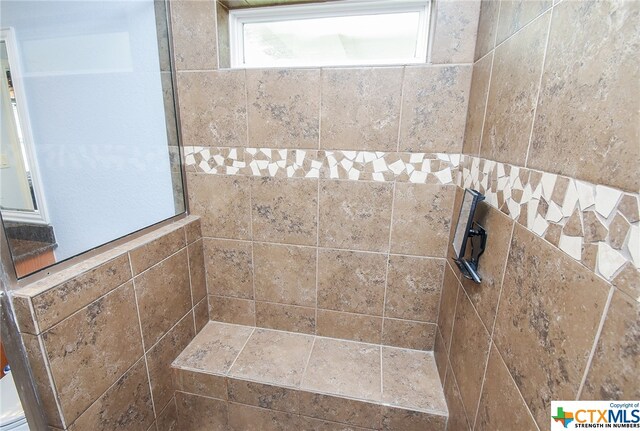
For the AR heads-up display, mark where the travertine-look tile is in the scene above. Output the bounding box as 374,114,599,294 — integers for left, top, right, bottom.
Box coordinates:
194,298,209,333
173,321,253,375
297,416,374,431
399,65,471,153
170,0,217,70
187,174,251,239
146,314,195,412
246,68,320,148
382,348,446,413
134,249,192,348
204,239,253,299
438,263,460,354
156,397,178,431
176,392,228,431
129,227,185,275
433,330,447,385
381,407,447,431
581,290,640,400
12,295,37,335
385,255,444,322
495,0,552,44
216,1,230,68
480,11,550,165
443,369,470,431
173,367,227,400
430,0,480,63
382,318,436,351
253,243,316,307
230,329,314,387
251,177,318,246
299,391,381,429
530,1,639,192
462,52,493,156
448,288,491,421
475,0,500,60
319,180,393,252
255,302,316,335
187,240,206,304
32,253,132,332
177,70,247,147
391,183,454,257
69,359,154,431
612,263,640,304
317,249,387,316
320,67,402,152
228,402,298,431
184,218,202,245
475,345,538,431
43,282,143,423
302,338,381,402
228,379,298,413
493,224,609,427
316,309,382,344
209,295,256,326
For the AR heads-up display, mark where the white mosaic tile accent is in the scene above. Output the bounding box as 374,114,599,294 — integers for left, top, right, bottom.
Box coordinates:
458,155,640,282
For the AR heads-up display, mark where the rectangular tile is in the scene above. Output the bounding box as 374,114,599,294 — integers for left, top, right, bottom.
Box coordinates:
255,302,316,335
227,379,299,413
172,368,227,400
228,402,298,431
129,226,185,275
381,406,446,431
316,309,382,344
175,392,228,431
382,318,436,351
188,240,206,304
204,238,254,299
155,397,178,431
209,295,256,326
298,391,381,430
170,0,217,70
430,0,480,63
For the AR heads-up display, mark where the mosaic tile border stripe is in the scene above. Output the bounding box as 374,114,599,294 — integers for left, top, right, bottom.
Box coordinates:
183,146,458,185
458,155,640,285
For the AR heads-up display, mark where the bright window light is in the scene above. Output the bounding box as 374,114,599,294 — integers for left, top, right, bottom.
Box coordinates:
229,1,431,68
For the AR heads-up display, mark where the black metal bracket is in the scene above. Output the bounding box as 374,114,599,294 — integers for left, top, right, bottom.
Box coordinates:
454,222,487,283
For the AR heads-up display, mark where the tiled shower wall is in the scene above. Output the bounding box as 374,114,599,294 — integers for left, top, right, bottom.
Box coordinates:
437,1,639,431
170,0,482,350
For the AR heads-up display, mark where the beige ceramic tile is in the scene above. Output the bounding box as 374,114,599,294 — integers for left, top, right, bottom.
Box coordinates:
176,392,228,431
381,406,447,431
430,0,481,63
399,65,472,153
437,263,460,355
170,0,217,70
495,0,552,44
129,227,185,275
187,174,251,239
216,1,231,68
493,224,609,427
228,402,299,431
69,359,154,431
475,345,539,431
230,328,314,387
462,52,493,156
173,321,253,374
134,249,192,347
146,314,195,412
390,184,455,257
253,243,316,307
297,416,375,431
12,295,37,335
32,253,132,332
246,68,320,148
316,309,382,344
480,11,550,165
184,217,202,244
209,295,256,326
433,330,447,387
251,177,318,246
382,348,447,414
255,301,316,335
317,249,387,316
528,0,640,192
382,318,436,351
172,367,227,400
319,180,393,252
385,255,444,322
442,368,470,431
204,238,253,299
474,0,500,60
302,338,381,402
298,391,381,429
193,297,209,333
612,263,640,305
227,379,298,413
581,290,640,400
320,67,402,152
42,282,143,423
188,240,206,304
177,70,247,147
156,397,178,431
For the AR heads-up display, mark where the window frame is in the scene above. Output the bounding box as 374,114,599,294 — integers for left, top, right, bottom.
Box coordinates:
229,0,432,69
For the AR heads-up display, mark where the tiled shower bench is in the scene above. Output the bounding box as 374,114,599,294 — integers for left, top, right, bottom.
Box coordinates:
170,321,448,431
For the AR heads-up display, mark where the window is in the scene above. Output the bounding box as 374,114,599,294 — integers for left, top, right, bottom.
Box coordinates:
229,1,431,68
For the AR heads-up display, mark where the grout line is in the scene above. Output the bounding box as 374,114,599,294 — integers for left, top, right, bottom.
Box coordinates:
36,334,67,429
475,49,495,159
524,5,554,168
248,182,257,328
228,327,256,374
396,66,406,152
185,239,197,334
314,177,321,335
300,337,317,388
576,285,615,399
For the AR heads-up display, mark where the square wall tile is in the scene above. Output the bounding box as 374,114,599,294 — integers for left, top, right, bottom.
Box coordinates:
430,0,481,63
187,173,251,239
251,177,318,246
253,243,316,307
317,249,387,316
320,67,402,151
255,302,316,335
391,183,455,257
385,255,444,322
399,65,472,153
177,70,247,147
204,239,254,299
319,180,393,252
316,309,382,344
246,68,320,148
170,0,217,70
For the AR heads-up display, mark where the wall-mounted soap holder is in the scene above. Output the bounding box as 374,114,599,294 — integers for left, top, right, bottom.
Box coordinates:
451,189,487,283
